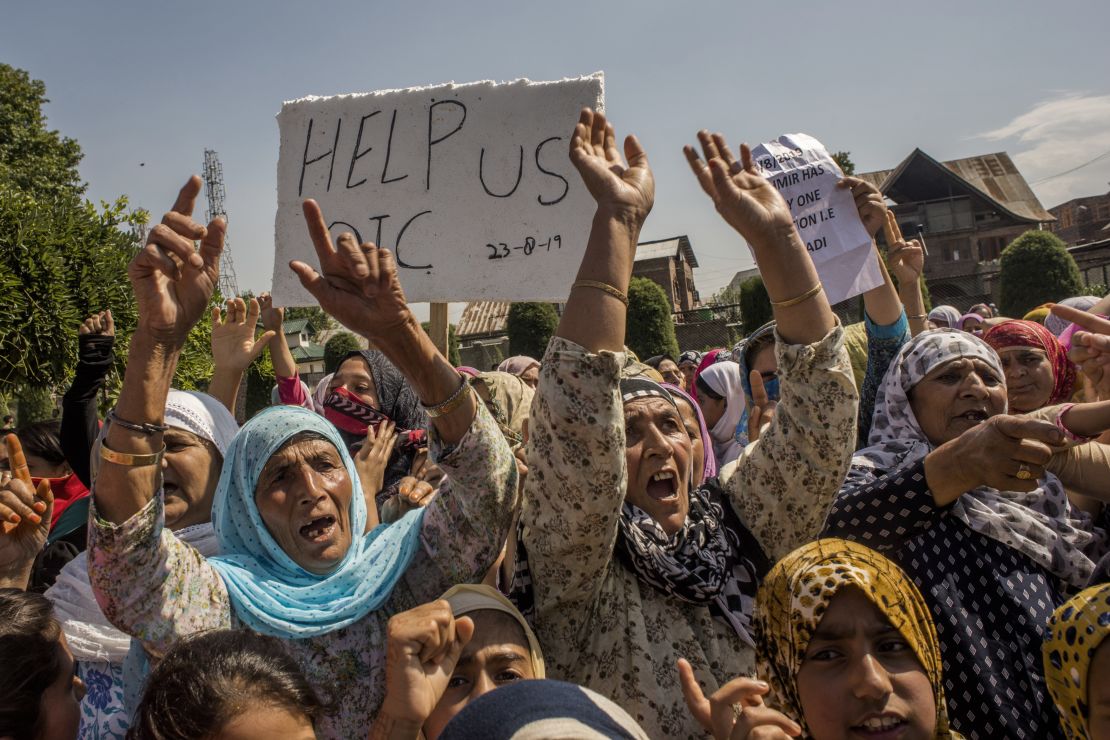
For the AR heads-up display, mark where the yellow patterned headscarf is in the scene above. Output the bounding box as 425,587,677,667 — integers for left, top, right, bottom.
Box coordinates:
1043,583,1110,739
753,539,962,739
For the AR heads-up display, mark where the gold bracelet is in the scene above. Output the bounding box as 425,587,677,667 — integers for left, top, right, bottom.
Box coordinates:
770,283,823,309
423,375,473,418
99,442,166,467
572,279,628,306
908,313,928,320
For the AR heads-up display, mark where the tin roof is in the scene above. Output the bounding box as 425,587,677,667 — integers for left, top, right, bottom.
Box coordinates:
859,149,1053,223
456,300,512,338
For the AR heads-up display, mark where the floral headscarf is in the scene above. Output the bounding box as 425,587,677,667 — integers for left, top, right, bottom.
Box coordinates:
856,329,1097,588
469,371,534,448
982,320,1077,405
754,538,963,739
1043,583,1110,739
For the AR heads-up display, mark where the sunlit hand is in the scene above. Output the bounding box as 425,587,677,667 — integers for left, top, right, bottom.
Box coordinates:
290,201,415,342
684,132,795,251
210,297,275,372
356,421,397,508
888,240,925,286
380,600,474,725
257,292,285,333
0,436,54,577
79,310,115,337
1051,304,1110,400
746,369,777,444
129,176,223,346
838,176,887,238
677,659,801,739
569,108,654,224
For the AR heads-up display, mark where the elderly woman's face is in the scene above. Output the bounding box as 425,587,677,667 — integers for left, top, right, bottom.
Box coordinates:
623,397,692,536
423,610,537,740
673,396,706,485
908,357,1006,446
162,428,222,530
331,356,379,407
657,359,683,388
796,586,936,740
254,437,354,575
997,347,1054,412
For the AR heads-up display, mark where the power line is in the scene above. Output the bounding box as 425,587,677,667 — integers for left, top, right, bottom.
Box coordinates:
1030,148,1110,185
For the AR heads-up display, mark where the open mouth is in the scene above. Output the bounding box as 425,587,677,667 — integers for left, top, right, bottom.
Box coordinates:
851,714,907,737
645,470,678,501
299,515,337,542
956,409,988,423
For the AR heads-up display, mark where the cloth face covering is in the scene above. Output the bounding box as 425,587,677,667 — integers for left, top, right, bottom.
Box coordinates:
207,405,425,638
753,538,963,739
324,386,393,436
736,321,780,447
1042,583,1110,739
982,319,1077,405
858,328,1097,588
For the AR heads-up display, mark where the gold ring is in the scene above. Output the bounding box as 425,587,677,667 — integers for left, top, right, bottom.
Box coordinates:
1016,464,1034,481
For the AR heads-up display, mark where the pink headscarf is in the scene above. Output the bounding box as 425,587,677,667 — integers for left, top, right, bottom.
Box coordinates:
498,356,540,376
690,348,724,404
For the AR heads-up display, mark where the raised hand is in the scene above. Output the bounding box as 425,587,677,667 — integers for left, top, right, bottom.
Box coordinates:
211,297,276,372
683,131,794,251
356,420,397,505
677,659,801,739
128,176,224,346
0,435,54,586
746,369,777,444
290,201,414,342
257,292,284,333
379,600,474,727
79,310,115,337
888,238,925,286
569,108,654,223
838,176,888,238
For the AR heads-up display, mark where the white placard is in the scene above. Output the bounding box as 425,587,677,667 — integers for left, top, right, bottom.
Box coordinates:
750,134,882,305
272,74,604,305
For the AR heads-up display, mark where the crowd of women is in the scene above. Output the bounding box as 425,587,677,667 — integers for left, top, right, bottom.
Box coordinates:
1,109,1109,740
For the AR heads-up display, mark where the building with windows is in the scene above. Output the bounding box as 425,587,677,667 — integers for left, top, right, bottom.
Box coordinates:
282,317,327,376
1047,193,1110,246
631,236,700,312
858,149,1053,309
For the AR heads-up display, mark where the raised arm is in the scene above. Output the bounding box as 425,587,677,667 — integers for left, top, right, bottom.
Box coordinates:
290,202,474,444
258,292,300,383
684,131,834,344
685,132,856,559
523,109,654,616
207,297,275,413
61,310,115,488
95,176,223,525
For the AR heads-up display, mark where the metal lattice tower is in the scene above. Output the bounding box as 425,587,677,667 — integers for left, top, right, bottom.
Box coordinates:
202,149,240,299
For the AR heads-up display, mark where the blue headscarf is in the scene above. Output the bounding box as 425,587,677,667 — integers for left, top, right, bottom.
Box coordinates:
736,321,780,447
208,405,425,638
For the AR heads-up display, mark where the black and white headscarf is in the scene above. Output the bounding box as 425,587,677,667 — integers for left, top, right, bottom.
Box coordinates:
854,329,1100,588
614,481,766,646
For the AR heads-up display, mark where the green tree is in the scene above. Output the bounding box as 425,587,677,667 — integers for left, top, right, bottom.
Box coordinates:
999,231,1082,318
506,302,558,360
626,277,679,359
420,322,460,366
0,64,83,200
285,305,336,341
739,276,773,335
831,151,856,176
244,351,276,420
325,332,363,373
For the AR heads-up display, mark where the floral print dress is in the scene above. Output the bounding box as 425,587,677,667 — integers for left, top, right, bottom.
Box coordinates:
87,403,517,740
521,329,858,739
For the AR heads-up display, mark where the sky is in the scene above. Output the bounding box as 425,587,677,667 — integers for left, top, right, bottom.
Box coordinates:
4,0,1109,320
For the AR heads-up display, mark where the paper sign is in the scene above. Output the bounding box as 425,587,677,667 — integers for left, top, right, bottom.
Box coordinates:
750,134,882,305
272,74,604,305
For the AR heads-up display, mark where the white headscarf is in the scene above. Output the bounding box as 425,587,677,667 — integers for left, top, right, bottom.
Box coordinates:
164,390,238,456
854,329,1098,587
698,361,747,466
47,390,234,663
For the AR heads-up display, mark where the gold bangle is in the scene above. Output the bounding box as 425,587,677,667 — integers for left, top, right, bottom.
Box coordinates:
572,279,628,306
908,313,928,320
99,442,166,467
770,283,823,309
423,375,473,419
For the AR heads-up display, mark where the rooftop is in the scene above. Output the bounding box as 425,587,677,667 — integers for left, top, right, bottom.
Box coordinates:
633,235,699,266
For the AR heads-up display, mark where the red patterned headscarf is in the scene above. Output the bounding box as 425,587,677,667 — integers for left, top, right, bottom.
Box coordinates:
982,320,1077,404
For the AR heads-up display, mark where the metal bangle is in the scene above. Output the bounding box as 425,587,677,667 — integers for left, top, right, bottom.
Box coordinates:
422,375,473,419
99,442,166,467
770,283,823,309
572,279,629,306
107,410,168,436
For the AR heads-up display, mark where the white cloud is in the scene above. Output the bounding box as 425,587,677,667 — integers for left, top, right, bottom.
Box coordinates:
978,93,1110,208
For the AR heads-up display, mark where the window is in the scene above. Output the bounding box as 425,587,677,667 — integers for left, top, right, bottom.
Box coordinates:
978,237,1004,262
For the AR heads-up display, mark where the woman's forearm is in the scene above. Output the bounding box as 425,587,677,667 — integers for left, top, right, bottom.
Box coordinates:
754,226,836,346
95,332,180,524
862,246,903,327
269,331,298,379
556,208,642,353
